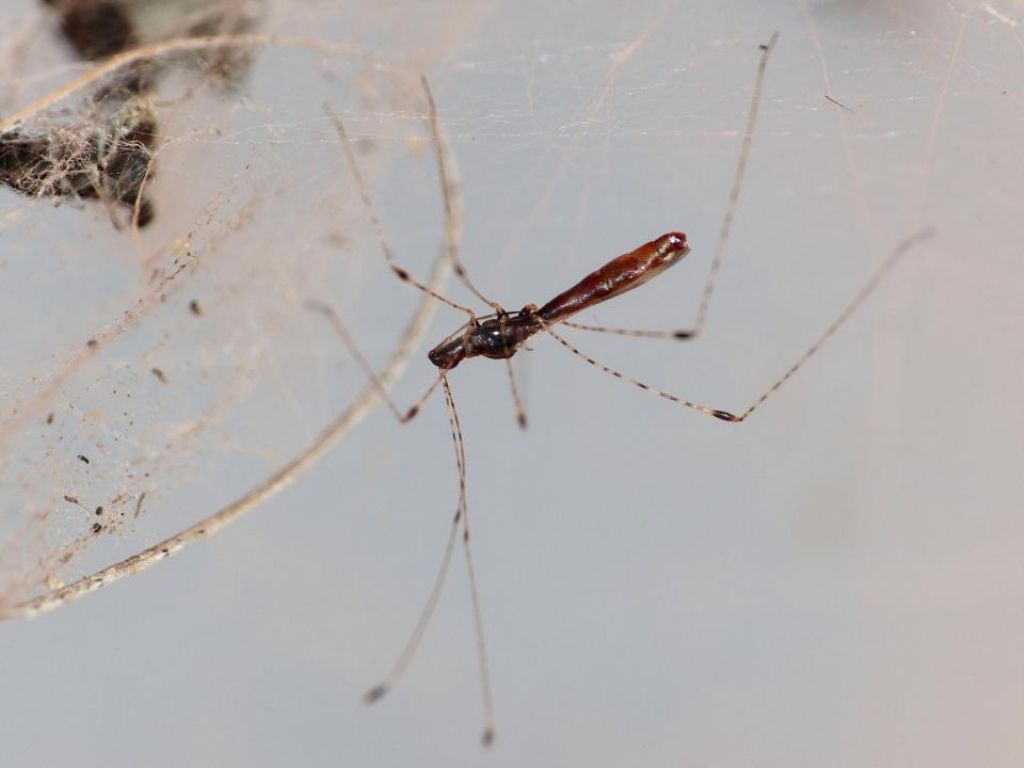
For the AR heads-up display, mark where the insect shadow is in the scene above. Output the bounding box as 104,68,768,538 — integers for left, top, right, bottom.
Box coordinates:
309,33,932,747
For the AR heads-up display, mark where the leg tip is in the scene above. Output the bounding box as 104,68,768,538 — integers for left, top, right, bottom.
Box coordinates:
363,684,388,705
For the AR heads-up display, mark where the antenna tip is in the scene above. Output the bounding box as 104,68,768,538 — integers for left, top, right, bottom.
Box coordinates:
518,414,528,430
482,728,496,748
363,684,389,705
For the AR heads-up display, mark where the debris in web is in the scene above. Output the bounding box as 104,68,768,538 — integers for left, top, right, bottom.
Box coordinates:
1,93,158,227
0,1,264,227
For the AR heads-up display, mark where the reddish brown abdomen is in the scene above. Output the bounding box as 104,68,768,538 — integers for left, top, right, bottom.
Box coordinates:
537,232,689,324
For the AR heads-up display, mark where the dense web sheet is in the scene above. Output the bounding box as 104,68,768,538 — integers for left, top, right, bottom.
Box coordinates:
1,1,1023,767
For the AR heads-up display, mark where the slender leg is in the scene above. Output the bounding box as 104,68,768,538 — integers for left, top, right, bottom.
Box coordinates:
362,374,497,748
560,33,779,341
307,300,441,422
441,375,496,748
504,358,528,430
326,82,498,744
492,310,529,429
558,321,696,339
544,229,933,422
323,103,477,318
363,503,461,704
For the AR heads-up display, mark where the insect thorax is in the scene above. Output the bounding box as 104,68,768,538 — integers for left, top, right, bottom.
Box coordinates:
428,306,542,370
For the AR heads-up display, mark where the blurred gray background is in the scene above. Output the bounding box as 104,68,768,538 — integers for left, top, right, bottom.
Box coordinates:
1,1,1022,766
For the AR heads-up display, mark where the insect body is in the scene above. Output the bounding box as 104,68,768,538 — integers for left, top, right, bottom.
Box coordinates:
311,34,934,748
428,233,689,369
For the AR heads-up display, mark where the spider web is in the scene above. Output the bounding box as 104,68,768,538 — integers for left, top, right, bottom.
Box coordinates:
2,1,1024,767
0,6,456,610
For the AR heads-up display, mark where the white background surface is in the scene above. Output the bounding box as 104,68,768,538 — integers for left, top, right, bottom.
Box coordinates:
2,1,1023,766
